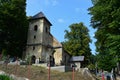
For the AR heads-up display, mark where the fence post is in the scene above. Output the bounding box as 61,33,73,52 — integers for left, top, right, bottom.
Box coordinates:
15,59,18,75
72,67,75,80
27,59,31,79
48,63,50,80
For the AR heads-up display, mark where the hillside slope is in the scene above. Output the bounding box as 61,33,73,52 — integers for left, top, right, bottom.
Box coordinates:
0,65,95,80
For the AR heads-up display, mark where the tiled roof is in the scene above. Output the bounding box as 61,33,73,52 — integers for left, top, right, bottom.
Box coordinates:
31,12,52,26
31,12,45,19
70,56,84,62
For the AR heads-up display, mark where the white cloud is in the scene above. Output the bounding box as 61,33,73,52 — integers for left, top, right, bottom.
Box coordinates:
58,18,64,23
91,34,95,37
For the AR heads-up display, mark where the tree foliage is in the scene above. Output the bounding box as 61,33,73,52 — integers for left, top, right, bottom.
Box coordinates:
62,22,92,66
89,0,120,71
0,0,28,57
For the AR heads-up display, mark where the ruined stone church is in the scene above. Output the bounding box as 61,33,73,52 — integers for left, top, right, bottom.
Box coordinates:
24,12,70,66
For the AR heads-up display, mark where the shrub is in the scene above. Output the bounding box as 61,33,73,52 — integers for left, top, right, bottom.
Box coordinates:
0,74,14,80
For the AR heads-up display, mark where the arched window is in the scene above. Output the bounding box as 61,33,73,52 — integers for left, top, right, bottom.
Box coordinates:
34,35,36,39
46,27,48,33
31,55,36,64
34,25,38,31
33,46,35,50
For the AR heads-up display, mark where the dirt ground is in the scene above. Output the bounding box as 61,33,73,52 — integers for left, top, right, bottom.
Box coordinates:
0,64,96,80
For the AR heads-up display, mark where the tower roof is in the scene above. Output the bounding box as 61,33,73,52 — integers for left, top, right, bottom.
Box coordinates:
30,12,52,26
70,56,84,62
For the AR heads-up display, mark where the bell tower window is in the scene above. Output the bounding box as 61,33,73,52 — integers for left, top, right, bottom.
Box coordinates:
46,27,48,33
34,25,38,31
33,46,35,50
34,35,36,39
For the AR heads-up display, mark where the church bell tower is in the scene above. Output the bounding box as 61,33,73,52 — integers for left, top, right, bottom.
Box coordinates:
25,12,53,63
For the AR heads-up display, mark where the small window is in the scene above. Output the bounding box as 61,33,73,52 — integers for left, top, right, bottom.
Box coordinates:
33,46,35,50
34,35,36,39
34,25,38,31
46,27,47,33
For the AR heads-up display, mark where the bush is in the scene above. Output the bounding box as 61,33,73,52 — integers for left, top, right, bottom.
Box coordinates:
87,64,95,70
0,74,14,80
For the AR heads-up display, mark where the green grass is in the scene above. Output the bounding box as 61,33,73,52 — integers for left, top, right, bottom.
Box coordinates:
0,74,14,80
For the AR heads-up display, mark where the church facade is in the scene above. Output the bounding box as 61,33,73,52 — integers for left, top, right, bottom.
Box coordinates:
24,12,70,66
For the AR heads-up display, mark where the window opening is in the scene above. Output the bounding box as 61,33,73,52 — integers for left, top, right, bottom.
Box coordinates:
34,35,36,39
34,25,38,31
33,46,35,50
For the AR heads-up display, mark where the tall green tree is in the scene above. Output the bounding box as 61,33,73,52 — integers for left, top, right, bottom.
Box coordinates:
89,0,120,71
62,22,92,66
0,0,28,57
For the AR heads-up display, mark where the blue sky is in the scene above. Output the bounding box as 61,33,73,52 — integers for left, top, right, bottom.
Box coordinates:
26,0,97,54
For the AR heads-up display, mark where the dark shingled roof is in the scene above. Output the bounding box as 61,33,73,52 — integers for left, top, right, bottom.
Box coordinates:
30,12,52,26
32,12,45,19
70,56,84,62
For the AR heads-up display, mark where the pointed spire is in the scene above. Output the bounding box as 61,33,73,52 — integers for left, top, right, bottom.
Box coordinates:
32,12,45,19
31,12,52,26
